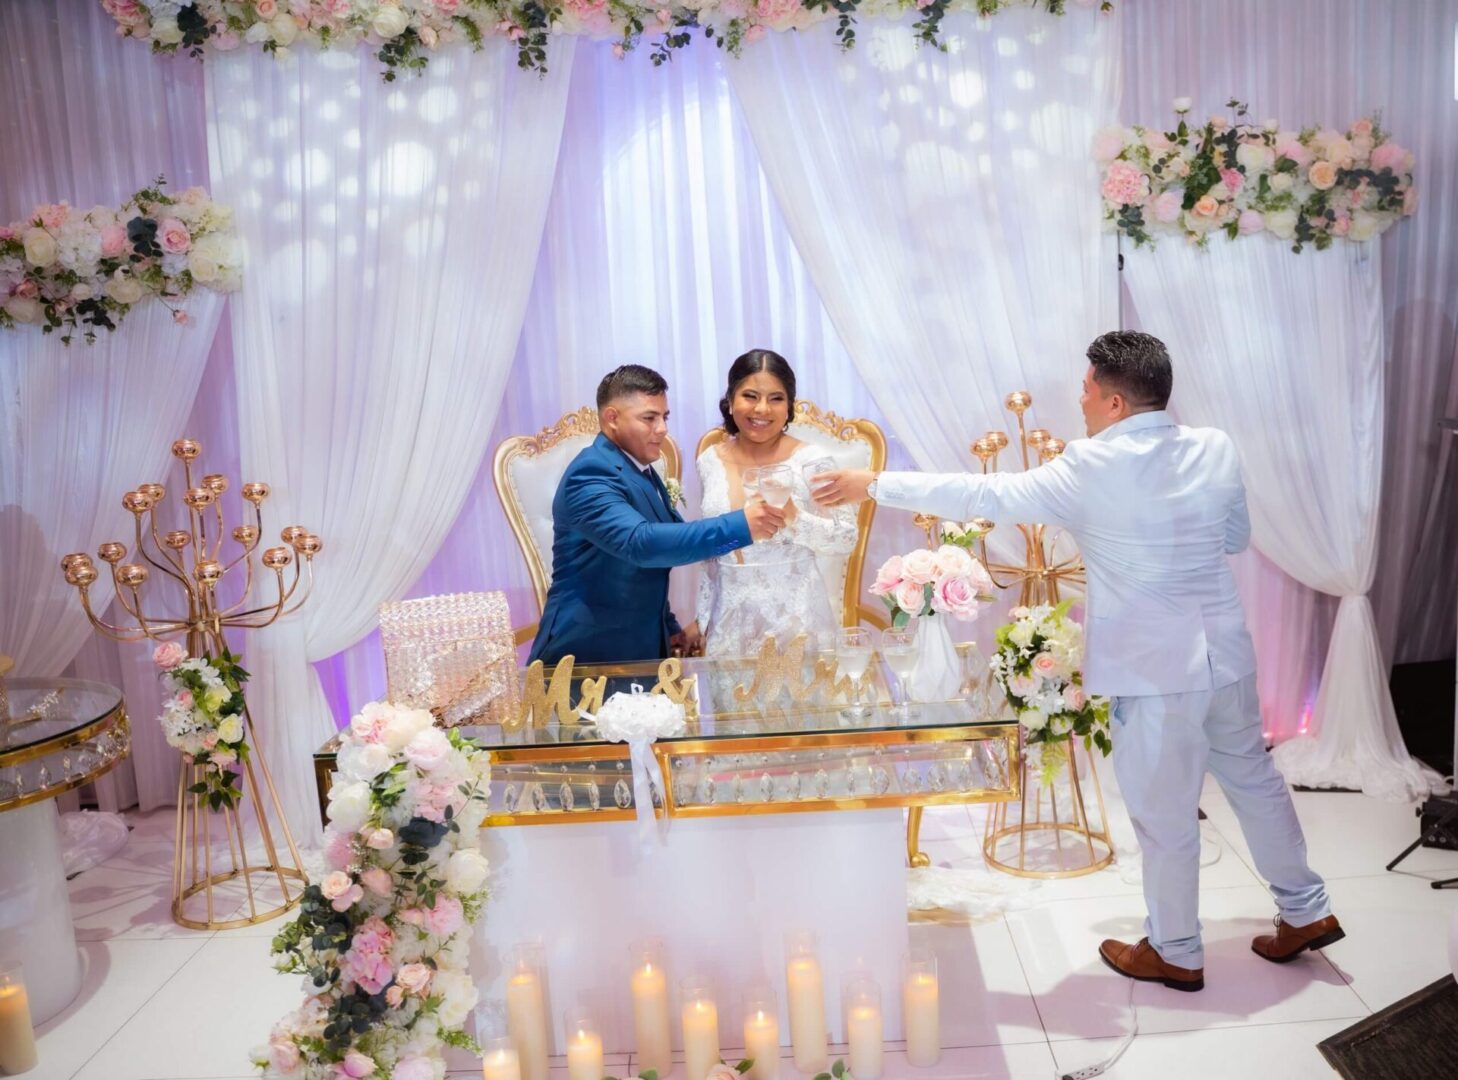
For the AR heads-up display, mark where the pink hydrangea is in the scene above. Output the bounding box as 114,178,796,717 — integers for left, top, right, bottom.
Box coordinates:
1218,168,1244,196
755,0,800,22
1370,142,1409,173
1151,191,1184,224
100,223,128,258
1237,209,1265,235
425,894,465,937
1100,161,1150,207
341,917,395,994
1275,139,1313,169
323,827,355,872
407,776,468,823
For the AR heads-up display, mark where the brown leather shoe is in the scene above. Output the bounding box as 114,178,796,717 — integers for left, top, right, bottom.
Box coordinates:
1251,914,1345,963
1098,937,1204,992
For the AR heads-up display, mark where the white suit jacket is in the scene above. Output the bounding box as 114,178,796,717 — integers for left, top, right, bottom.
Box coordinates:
876,410,1257,697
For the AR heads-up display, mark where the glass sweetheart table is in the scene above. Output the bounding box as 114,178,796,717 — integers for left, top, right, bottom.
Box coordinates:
0,678,131,1024
314,653,1020,1056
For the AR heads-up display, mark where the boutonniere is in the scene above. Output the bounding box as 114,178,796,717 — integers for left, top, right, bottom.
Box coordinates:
663,478,685,510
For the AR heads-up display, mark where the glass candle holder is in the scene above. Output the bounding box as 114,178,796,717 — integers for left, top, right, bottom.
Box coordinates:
680,978,721,1080
0,964,37,1076
742,987,781,1080
842,973,884,1080
481,1036,521,1080
902,950,940,1068
564,1011,603,1080
505,944,549,1080
783,931,827,1073
629,938,672,1077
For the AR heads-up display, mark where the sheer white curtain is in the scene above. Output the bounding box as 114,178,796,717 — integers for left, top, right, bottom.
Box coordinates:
726,10,1119,564
315,40,925,713
1122,0,1458,676
0,0,221,819
204,41,574,839
1126,241,1442,799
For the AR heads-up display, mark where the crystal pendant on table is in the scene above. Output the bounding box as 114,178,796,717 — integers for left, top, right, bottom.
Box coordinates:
700,774,716,805
929,762,947,792
788,771,802,800
871,765,891,796
559,782,575,812
813,768,830,799
613,777,632,809
759,772,774,802
531,784,548,812
587,782,601,811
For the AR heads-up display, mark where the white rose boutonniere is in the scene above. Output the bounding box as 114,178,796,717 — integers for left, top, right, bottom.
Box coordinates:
664,478,685,511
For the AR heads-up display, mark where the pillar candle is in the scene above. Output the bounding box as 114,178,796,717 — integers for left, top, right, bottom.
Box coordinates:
631,961,672,1077
482,1042,522,1080
846,1003,883,1080
902,970,940,1067
681,990,721,1080
566,1025,604,1080
742,1005,780,1080
505,967,549,1080
785,955,827,1072
0,979,38,1076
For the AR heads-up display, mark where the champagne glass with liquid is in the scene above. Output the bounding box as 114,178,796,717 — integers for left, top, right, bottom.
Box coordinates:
880,627,918,721
836,627,874,719
756,463,794,544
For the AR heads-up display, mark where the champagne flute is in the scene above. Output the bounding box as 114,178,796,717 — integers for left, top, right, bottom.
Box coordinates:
836,627,874,720
881,627,918,721
756,463,794,545
802,456,837,507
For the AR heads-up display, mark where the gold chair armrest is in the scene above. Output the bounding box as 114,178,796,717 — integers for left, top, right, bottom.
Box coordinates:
857,604,889,631
513,623,538,648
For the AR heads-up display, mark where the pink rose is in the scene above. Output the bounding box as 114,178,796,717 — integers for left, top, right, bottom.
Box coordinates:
1370,142,1409,173
870,555,904,597
14,279,38,299
1237,209,1265,235
1331,214,1351,237
173,309,189,325
893,580,928,616
901,548,939,586
705,1067,740,1080
268,1036,301,1074
656,8,672,24
398,907,427,929
338,1050,377,1078
1062,684,1086,711
1008,673,1037,699
932,576,981,620
392,1058,435,1080
744,24,767,43
434,0,460,12
1032,653,1058,676
321,870,356,901
103,0,147,28
424,894,464,936
1100,161,1150,207
1192,194,1219,217
755,0,797,17
202,731,220,749
1091,126,1127,164
157,217,191,254
100,223,128,258
176,689,194,707
213,30,241,49
395,963,433,995
1349,118,1373,137
323,827,355,871
361,866,393,896
1141,128,1172,153
153,641,188,670
403,727,451,772
1275,139,1313,169
1307,160,1338,191
36,203,69,230
611,43,625,59
933,543,974,579
255,0,279,18
1218,167,1244,196
385,985,405,1008
364,827,395,850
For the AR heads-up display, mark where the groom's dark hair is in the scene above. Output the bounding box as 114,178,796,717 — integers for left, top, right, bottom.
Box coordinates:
1086,331,1173,410
596,364,669,409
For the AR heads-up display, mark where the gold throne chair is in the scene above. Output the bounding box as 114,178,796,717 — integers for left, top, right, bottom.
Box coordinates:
493,406,682,647
696,401,887,631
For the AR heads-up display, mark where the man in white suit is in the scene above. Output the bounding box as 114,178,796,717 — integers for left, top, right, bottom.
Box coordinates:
814,331,1342,991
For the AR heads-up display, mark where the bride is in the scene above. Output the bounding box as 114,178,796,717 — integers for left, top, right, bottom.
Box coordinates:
686,349,857,658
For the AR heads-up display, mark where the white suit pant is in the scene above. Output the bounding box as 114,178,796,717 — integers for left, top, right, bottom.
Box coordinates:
1111,674,1330,969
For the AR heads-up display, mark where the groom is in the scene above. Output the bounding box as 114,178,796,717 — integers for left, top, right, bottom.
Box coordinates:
814,331,1342,991
528,364,785,667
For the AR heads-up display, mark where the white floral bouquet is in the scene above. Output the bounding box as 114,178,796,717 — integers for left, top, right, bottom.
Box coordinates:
1096,98,1416,253
990,601,1110,785
1,176,241,344
870,543,995,628
103,0,1110,78
257,701,491,1080
153,641,251,810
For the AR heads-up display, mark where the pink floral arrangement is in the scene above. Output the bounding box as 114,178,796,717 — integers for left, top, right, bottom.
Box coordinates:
871,543,995,628
1097,98,1416,252
258,701,491,1079
153,642,250,809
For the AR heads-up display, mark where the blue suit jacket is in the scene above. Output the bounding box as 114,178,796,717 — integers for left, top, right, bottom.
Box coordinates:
528,434,753,666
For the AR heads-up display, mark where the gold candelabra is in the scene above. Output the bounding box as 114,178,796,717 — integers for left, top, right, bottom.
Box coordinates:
60,437,317,929
965,391,1086,608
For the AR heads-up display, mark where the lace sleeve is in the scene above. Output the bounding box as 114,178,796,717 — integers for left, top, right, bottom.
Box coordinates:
695,449,721,629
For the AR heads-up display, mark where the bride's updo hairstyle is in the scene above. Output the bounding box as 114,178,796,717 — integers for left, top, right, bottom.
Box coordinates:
719,349,797,436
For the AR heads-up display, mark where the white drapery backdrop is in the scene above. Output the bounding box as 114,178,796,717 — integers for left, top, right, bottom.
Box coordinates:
0,0,222,812
203,40,575,839
726,11,1119,542
1126,240,1443,799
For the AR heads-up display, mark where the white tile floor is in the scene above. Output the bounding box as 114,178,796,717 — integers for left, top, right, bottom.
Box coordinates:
29,780,1458,1080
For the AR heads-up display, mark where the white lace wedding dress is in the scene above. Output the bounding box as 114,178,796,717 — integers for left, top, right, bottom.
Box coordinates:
695,442,857,658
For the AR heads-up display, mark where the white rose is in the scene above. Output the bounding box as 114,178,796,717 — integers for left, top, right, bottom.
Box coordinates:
372,5,410,38
22,227,57,267
1348,211,1381,241
1268,172,1294,193
1262,118,1279,132
431,970,478,1028
1172,96,1192,114
271,15,300,46
105,271,144,305
382,708,434,754
1019,709,1049,732
1009,622,1035,649
1264,208,1298,240
187,233,235,285
326,780,374,832
445,849,490,894
3,295,42,324
339,740,395,782
1235,142,1274,174
152,17,184,46
217,715,244,744
70,282,94,301
932,543,974,579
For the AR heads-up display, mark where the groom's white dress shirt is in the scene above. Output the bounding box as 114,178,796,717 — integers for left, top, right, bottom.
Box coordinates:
875,410,1258,698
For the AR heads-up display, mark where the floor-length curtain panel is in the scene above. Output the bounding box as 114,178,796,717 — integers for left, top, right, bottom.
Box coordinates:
1125,239,1442,800
315,39,926,715
205,40,574,839
726,11,1119,511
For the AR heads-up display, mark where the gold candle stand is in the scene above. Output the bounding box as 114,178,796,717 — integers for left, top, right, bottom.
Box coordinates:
60,438,317,929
